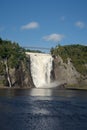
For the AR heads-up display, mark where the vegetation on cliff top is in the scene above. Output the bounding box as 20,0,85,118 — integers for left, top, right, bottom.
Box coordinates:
0,38,26,68
0,38,26,87
50,44,87,76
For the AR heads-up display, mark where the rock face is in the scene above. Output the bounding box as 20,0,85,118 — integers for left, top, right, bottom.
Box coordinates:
12,56,35,88
0,56,35,88
53,55,82,86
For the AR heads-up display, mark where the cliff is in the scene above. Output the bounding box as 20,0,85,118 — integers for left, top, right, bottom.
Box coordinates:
51,44,87,88
0,57,35,88
53,55,87,88
0,38,34,88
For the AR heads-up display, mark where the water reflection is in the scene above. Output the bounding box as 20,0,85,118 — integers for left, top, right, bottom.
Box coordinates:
0,88,87,130
0,88,87,99
30,88,52,96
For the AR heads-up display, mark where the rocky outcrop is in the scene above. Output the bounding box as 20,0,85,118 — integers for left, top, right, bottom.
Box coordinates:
53,55,87,86
12,56,35,88
0,56,35,88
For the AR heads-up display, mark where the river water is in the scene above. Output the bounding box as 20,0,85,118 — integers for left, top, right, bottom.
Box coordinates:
0,88,87,130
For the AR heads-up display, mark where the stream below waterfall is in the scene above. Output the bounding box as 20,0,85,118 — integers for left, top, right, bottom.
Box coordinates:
0,88,87,130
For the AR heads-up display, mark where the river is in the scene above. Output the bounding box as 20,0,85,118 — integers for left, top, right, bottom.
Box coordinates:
0,88,87,130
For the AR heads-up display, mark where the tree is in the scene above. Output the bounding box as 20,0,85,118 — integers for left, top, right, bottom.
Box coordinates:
0,39,26,87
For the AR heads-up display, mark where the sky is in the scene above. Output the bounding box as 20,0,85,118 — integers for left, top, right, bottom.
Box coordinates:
0,0,87,51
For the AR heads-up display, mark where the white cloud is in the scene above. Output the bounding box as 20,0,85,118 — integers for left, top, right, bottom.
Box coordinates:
43,33,64,42
21,22,39,30
75,21,85,29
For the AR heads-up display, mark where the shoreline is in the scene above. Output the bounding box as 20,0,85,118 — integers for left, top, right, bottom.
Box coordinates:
0,85,87,90
0,86,31,89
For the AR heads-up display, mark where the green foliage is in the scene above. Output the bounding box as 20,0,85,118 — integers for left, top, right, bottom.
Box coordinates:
50,44,87,75
0,38,26,73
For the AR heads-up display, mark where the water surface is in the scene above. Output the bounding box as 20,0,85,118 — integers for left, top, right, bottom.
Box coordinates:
0,88,87,130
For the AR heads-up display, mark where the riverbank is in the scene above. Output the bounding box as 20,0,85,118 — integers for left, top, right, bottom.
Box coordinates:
66,85,87,90
0,86,31,89
0,85,87,90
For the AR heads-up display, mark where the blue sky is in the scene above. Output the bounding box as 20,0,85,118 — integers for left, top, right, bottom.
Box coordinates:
0,0,87,50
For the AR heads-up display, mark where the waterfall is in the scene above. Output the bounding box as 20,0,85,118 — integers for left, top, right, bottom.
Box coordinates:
26,52,53,88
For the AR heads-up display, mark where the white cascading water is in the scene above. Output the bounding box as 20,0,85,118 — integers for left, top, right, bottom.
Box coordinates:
26,52,53,88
